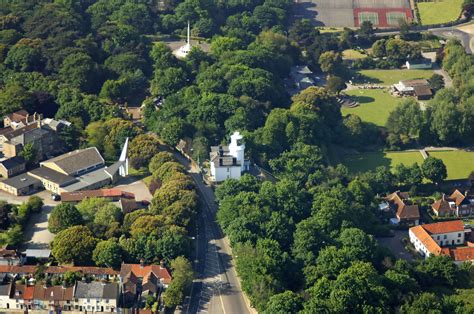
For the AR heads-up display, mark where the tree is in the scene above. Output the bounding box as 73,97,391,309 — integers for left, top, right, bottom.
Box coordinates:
421,156,447,184
129,134,161,169
318,51,342,74
19,143,37,167
151,67,188,97
262,291,303,314
149,152,175,174
4,39,43,71
93,240,122,269
429,74,445,91
59,52,98,93
357,21,374,44
26,196,43,213
51,226,98,265
326,76,346,95
48,203,83,233
163,256,194,308
402,293,443,313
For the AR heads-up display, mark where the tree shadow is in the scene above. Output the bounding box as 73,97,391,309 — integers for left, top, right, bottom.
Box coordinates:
352,73,383,84
350,95,376,104
344,151,392,174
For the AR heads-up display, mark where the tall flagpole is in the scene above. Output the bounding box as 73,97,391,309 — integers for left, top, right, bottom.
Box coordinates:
187,21,190,44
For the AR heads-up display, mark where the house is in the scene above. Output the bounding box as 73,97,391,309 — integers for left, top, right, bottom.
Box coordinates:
409,220,470,259
393,79,433,100
119,263,172,307
60,189,135,203
0,248,22,266
0,140,130,196
0,174,42,196
0,115,69,160
32,284,74,311
0,157,26,178
406,58,433,70
3,111,38,129
73,281,119,313
385,191,420,226
0,282,12,309
24,249,51,262
209,131,249,183
290,65,315,90
432,190,474,217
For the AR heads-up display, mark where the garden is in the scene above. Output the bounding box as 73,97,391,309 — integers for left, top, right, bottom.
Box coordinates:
427,150,474,180
342,151,424,174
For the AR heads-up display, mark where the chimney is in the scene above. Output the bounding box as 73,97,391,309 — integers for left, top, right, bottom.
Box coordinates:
37,115,41,128
442,194,445,201
160,260,165,268
25,113,29,123
140,259,145,268
465,190,469,196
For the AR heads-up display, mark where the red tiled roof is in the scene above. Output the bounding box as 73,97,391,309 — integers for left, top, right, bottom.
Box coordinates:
120,264,172,285
410,225,441,255
386,191,420,221
0,265,118,276
441,247,474,262
60,188,135,202
23,286,34,300
422,220,465,235
432,196,454,215
450,189,467,206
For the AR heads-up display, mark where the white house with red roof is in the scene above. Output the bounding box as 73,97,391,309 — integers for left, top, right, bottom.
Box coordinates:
409,220,473,264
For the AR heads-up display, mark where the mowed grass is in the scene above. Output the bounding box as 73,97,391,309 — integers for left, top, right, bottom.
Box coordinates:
342,151,424,174
342,89,402,126
418,0,463,25
357,69,434,85
428,150,474,180
343,49,367,60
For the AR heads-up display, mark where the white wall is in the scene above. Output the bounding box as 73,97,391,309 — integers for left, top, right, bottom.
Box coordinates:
212,165,241,182
431,231,465,246
409,229,431,259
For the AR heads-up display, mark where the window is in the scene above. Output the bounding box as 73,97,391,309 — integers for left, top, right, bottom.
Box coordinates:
106,299,109,304
87,299,90,303
443,235,447,239
458,233,462,237
227,167,230,173
437,236,440,240
457,239,461,243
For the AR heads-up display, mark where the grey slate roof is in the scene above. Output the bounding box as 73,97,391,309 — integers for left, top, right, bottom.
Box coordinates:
0,283,11,296
61,167,112,192
0,156,25,170
42,147,105,176
28,167,76,186
1,174,41,189
74,281,118,299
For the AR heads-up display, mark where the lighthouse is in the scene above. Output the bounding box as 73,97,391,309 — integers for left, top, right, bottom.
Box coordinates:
228,131,245,172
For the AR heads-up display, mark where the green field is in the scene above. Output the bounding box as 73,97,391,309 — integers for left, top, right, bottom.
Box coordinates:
418,0,463,25
343,151,424,174
357,69,434,85
343,49,367,60
428,150,474,180
342,89,402,126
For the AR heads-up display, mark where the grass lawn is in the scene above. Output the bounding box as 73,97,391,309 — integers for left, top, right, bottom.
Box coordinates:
342,151,424,174
418,0,463,25
342,89,403,126
356,69,434,85
427,150,474,180
342,49,367,60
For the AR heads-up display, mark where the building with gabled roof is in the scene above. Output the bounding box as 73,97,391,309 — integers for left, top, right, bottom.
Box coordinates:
409,220,471,261
432,190,474,217
385,191,420,226
74,281,119,313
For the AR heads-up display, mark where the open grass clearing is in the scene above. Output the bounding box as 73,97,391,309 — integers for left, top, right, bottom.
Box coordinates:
342,49,367,60
342,89,403,126
427,150,474,180
355,69,434,85
342,151,424,174
418,0,463,25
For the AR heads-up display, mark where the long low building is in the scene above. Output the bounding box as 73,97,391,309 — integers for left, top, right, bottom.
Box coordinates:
0,140,129,196
409,220,473,264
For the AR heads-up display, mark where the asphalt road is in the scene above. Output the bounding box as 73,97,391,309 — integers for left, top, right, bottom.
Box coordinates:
173,153,252,314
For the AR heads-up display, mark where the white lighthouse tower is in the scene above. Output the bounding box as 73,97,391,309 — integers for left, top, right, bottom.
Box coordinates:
229,131,245,172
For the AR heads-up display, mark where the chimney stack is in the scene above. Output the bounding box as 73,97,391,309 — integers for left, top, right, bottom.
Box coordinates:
140,259,145,268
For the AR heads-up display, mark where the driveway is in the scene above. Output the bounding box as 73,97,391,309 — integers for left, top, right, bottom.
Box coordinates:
22,205,55,250
377,230,415,262
115,177,152,202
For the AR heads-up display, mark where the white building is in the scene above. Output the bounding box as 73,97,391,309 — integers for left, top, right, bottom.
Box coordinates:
173,22,192,59
73,281,119,313
409,220,469,259
209,132,249,182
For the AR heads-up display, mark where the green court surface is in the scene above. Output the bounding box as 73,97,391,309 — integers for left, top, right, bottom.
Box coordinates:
342,89,402,127
418,0,463,25
356,69,434,85
428,150,474,180
342,151,424,174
